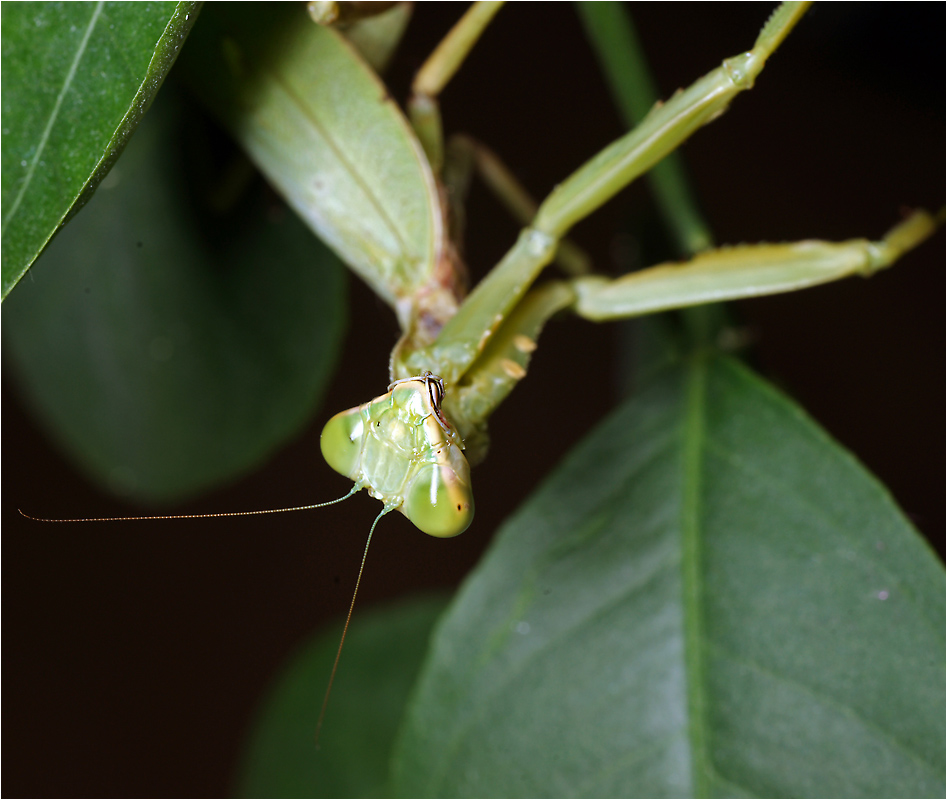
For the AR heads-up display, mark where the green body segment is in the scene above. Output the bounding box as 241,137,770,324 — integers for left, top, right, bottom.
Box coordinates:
320,378,474,538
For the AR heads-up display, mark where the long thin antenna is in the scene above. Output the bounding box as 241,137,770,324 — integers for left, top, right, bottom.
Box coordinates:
315,503,392,748
18,485,362,523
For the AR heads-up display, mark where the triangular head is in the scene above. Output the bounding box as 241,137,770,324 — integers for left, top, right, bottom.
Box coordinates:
320,372,475,537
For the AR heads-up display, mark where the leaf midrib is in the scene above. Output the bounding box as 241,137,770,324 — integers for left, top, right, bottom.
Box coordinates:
1,1,104,238
681,352,711,796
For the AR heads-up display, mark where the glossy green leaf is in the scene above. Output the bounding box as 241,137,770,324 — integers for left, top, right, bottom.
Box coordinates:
2,92,346,503
179,3,441,314
1,1,200,299
238,594,449,799
391,354,945,797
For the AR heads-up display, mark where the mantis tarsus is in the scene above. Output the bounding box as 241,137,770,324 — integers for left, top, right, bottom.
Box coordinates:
4,3,943,788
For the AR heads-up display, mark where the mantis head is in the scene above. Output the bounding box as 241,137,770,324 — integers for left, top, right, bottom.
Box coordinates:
320,372,474,538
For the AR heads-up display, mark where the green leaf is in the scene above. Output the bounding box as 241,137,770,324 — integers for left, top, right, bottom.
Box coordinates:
1,1,200,299
179,3,441,314
238,594,450,799
391,354,945,797
2,90,346,503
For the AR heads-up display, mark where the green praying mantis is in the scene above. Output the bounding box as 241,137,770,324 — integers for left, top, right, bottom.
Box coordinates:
179,1,940,540
228,1,940,741
18,0,941,581
186,1,940,719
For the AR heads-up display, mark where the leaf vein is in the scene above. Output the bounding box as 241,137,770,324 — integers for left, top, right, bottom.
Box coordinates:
1,1,104,237
704,436,942,635
707,639,943,779
427,546,682,792
681,354,710,796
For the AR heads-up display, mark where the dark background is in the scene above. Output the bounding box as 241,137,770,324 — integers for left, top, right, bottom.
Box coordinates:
4,3,943,796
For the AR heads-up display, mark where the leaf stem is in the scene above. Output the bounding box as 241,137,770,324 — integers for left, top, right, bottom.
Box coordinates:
575,2,713,256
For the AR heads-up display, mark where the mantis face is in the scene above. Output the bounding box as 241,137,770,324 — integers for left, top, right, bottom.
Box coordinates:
320,373,474,538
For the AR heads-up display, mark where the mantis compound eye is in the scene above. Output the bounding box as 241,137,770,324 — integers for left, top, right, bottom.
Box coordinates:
319,409,364,480
403,460,474,538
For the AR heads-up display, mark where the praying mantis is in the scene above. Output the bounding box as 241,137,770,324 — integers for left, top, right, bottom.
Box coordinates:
160,0,947,738
18,0,938,563
7,1,929,532
5,4,940,792
183,0,938,536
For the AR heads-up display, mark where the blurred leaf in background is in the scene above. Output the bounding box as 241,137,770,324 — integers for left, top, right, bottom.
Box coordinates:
3,89,347,502
238,594,449,799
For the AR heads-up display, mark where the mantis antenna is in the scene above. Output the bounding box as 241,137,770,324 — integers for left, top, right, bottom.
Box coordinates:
22,371,474,744
20,481,388,745
315,502,394,748
17,484,362,523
